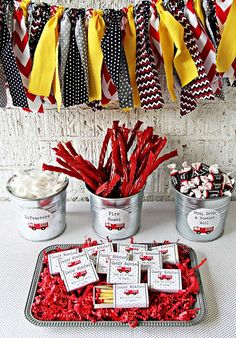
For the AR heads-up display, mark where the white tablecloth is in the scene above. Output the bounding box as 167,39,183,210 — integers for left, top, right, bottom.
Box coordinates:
0,201,236,338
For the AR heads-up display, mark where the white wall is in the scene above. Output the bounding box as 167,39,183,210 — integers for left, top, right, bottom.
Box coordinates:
1,0,236,201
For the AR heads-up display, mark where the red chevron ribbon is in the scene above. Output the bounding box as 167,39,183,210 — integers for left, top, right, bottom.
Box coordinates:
185,0,223,95
13,6,44,113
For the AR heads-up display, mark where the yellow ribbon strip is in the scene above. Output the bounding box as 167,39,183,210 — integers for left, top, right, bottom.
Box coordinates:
156,0,198,100
193,0,205,28
216,0,236,73
28,7,64,111
88,10,105,102
124,5,141,108
20,0,30,18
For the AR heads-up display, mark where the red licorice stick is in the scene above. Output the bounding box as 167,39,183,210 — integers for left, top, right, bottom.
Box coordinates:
124,153,137,196
42,163,81,180
127,120,143,151
52,146,75,163
129,152,155,195
73,166,98,191
153,136,167,158
98,129,111,170
70,157,103,184
151,149,178,173
135,153,149,178
101,173,121,197
110,130,122,176
56,158,83,179
121,126,130,142
75,155,107,181
95,181,109,195
104,152,112,176
65,141,78,157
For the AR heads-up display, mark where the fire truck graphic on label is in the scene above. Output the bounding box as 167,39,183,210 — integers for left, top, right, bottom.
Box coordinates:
28,222,49,231
193,226,215,235
124,289,139,296
158,274,172,281
105,222,125,231
140,255,153,261
117,266,131,273
73,270,87,279
67,260,81,267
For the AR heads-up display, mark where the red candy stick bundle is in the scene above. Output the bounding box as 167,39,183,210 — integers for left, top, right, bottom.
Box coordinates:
43,121,178,197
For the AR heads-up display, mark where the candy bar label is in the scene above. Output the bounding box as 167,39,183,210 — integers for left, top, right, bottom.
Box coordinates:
151,244,179,264
107,260,140,284
133,250,162,270
96,252,128,274
62,262,99,292
114,284,149,308
84,243,113,264
98,208,129,234
59,251,90,277
48,248,79,275
187,208,220,235
117,243,148,255
148,269,182,293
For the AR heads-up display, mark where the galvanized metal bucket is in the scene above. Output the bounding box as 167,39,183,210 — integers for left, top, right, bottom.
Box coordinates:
175,189,231,242
6,176,69,242
86,186,145,240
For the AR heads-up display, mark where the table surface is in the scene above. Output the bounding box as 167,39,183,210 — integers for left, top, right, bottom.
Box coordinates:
1,201,236,338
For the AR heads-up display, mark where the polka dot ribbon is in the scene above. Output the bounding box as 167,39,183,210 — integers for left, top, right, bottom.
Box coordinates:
63,9,88,107
59,9,71,103
135,1,164,110
0,62,7,107
0,2,28,108
101,9,133,109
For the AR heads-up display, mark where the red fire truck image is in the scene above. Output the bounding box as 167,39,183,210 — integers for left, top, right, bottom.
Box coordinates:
67,260,81,267
105,223,125,231
193,226,214,234
124,289,139,296
73,270,87,279
28,222,49,231
117,266,131,273
158,274,172,281
140,255,153,261
125,247,139,253
160,249,168,255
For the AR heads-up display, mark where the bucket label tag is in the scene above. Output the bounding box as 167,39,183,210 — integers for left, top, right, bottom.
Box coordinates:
23,208,52,231
187,208,220,235
99,208,130,233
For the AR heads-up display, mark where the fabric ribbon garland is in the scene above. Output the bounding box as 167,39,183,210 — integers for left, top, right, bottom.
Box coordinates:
1,0,236,115
0,1,28,108
101,9,133,109
135,1,163,109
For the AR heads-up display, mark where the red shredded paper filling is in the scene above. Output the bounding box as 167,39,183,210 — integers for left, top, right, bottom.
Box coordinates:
31,239,205,328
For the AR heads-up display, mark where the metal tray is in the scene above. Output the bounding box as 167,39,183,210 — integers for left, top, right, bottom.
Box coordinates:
25,243,207,327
